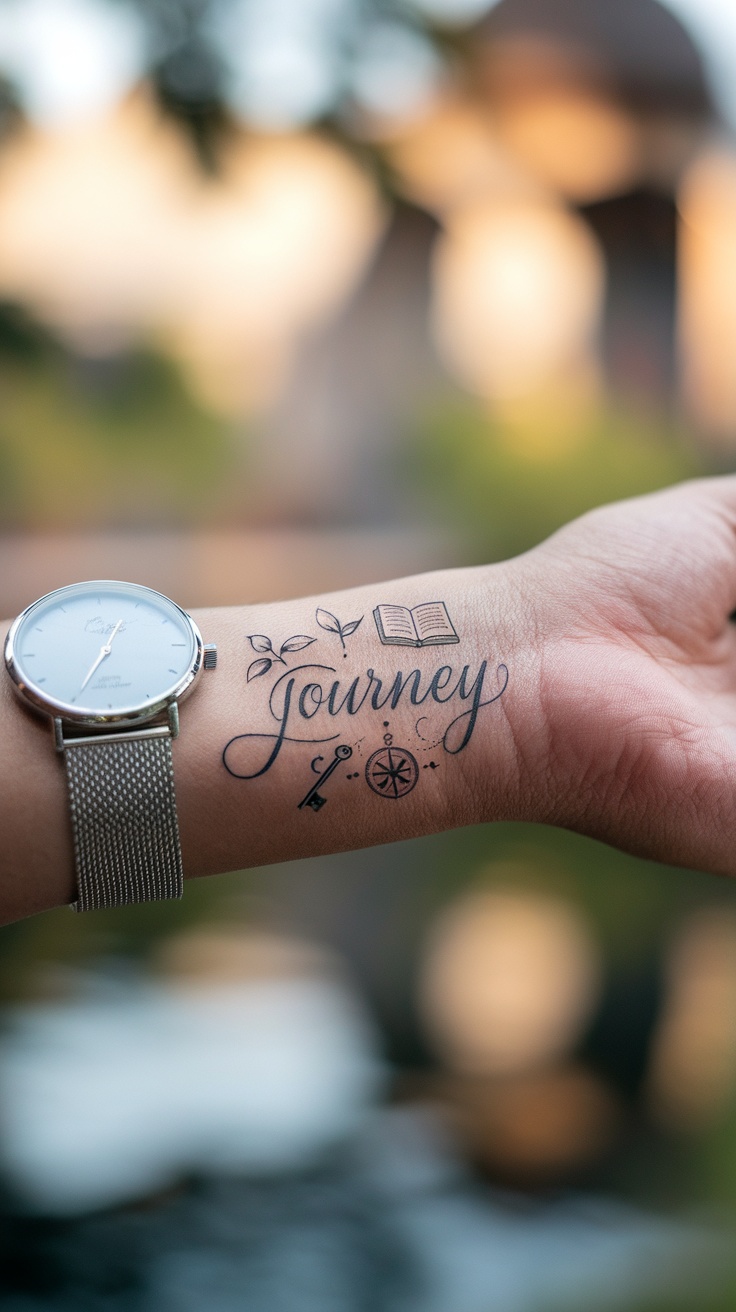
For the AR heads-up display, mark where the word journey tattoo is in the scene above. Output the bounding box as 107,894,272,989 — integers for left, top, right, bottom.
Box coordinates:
246,631,316,682
316,608,363,657
373,600,458,648
365,723,419,800
297,744,353,812
222,658,509,780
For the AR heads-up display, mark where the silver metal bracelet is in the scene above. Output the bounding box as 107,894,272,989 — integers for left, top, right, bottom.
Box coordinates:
64,728,183,911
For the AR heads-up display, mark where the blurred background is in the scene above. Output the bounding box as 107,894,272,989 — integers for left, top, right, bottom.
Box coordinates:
2,0,736,1308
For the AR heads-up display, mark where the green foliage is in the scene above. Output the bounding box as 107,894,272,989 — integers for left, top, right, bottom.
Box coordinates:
0,301,59,363
0,346,236,530
626,1274,736,1312
414,396,701,561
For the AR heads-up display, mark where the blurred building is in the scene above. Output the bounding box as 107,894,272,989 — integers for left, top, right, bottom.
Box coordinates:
477,0,713,413
246,0,723,522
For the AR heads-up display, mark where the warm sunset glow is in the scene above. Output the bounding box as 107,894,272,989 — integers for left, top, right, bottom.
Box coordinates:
0,93,197,339
419,886,601,1076
431,197,604,401
0,92,385,412
495,88,640,204
383,96,541,214
162,130,386,413
678,146,736,442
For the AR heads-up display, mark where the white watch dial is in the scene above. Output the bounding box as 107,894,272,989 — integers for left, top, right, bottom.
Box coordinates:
7,581,198,717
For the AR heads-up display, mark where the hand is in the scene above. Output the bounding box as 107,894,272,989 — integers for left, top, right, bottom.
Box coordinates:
79,619,123,693
508,477,736,876
6,477,736,926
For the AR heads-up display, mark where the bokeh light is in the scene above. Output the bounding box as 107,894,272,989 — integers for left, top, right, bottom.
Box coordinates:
0,94,385,411
383,95,539,214
418,885,602,1076
431,196,604,401
647,908,736,1130
678,144,736,444
0,0,144,127
494,82,641,204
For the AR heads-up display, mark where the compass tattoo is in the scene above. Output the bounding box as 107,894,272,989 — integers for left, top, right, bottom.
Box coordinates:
365,745,419,799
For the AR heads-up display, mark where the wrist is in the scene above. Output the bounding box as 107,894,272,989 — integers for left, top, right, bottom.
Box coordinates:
439,559,548,831
190,571,534,867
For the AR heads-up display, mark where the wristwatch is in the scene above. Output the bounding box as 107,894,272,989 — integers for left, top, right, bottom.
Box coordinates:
3,580,217,911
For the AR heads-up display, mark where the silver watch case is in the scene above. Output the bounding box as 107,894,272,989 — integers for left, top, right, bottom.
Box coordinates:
4,581,205,739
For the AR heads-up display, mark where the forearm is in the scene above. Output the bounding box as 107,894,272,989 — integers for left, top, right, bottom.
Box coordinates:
0,561,533,923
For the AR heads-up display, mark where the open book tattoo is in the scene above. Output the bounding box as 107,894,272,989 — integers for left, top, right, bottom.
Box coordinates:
373,601,459,647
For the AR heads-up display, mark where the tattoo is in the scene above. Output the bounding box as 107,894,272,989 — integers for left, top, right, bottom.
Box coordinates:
222,659,508,780
373,601,459,647
247,632,316,682
316,608,363,656
298,744,353,812
365,744,419,799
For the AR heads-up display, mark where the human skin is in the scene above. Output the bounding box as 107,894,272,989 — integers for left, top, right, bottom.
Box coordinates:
2,475,736,925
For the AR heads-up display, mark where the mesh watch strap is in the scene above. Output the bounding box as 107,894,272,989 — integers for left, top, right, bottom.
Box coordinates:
64,729,183,911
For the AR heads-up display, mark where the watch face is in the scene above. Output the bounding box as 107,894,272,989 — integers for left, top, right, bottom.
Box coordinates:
4,580,202,723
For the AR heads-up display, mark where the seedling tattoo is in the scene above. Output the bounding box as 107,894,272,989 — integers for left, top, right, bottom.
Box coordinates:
316,608,363,656
222,658,509,780
246,632,316,682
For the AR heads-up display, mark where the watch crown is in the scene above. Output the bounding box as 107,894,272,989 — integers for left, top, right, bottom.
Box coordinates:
203,643,218,670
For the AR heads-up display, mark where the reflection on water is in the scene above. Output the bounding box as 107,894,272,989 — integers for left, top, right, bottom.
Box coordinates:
0,937,728,1311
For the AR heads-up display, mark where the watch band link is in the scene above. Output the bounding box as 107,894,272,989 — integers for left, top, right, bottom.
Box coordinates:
64,731,183,911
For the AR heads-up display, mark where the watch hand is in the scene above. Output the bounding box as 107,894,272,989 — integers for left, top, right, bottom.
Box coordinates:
107,619,123,649
79,619,123,693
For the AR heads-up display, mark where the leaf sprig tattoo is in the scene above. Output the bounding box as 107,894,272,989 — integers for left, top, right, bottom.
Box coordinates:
247,632,316,682
316,608,363,654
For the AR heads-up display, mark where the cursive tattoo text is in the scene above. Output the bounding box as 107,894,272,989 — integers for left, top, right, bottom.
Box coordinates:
223,660,509,779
